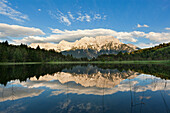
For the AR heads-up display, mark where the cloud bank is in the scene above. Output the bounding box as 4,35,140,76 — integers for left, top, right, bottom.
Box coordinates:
14,28,143,44
13,28,170,45
0,23,169,48
0,23,45,39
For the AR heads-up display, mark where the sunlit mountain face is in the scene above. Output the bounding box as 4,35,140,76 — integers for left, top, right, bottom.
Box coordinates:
30,36,140,58
0,64,170,113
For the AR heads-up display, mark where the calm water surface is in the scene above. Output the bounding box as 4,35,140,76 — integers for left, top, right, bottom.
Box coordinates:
0,64,170,113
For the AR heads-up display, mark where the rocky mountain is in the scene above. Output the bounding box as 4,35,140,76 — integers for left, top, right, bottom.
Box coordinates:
30,36,140,58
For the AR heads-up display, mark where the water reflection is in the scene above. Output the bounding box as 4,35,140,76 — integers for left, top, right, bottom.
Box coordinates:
0,64,170,113
0,85,44,102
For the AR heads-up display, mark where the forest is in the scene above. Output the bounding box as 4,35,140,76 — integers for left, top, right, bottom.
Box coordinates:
94,42,170,61
0,41,80,62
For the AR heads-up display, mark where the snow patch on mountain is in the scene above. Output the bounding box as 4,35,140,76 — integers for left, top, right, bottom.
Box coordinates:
29,36,139,52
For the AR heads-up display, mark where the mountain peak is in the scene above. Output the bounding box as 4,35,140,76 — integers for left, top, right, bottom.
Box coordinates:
30,35,139,58
59,40,69,44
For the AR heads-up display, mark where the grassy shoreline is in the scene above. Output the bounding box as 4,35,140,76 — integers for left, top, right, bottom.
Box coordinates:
0,60,170,65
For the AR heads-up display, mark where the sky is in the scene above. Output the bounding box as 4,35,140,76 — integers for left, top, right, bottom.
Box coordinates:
0,0,170,48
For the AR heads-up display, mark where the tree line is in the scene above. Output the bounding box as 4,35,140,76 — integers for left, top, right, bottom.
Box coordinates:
94,42,170,61
0,41,81,62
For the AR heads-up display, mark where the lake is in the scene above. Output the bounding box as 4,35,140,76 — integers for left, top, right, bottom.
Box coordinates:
0,64,170,113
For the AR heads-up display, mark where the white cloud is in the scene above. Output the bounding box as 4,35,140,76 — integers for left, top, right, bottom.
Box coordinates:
85,14,91,22
137,43,158,48
49,10,71,26
0,0,29,22
76,13,91,22
93,14,102,20
49,10,106,25
14,29,116,44
115,31,145,42
14,36,45,44
137,24,149,28
3,23,167,46
68,12,74,20
165,27,170,30
145,32,170,43
0,23,45,39
103,15,107,20
14,29,145,44
13,28,170,45
60,16,71,26
50,28,64,34
77,12,85,22
38,9,41,11
93,14,107,20
76,13,105,22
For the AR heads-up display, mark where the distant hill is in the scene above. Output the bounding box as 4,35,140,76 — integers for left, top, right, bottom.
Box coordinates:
30,36,140,58
94,42,170,61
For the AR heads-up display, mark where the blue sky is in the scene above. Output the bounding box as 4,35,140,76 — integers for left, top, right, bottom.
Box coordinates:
0,0,170,48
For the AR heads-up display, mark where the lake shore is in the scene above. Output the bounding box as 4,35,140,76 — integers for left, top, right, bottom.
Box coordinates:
0,60,170,65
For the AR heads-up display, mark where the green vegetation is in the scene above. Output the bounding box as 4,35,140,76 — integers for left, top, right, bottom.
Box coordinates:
0,62,43,65
0,41,79,62
94,42,170,61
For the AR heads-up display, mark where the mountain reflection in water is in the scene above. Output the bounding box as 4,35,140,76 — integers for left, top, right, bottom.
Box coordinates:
0,64,170,113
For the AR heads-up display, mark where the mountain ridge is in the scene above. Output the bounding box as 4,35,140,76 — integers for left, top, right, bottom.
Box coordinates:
30,36,140,58
95,42,170,61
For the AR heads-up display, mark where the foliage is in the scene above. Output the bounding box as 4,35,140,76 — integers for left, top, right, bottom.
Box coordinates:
0,41,80,62
94,42,170,61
